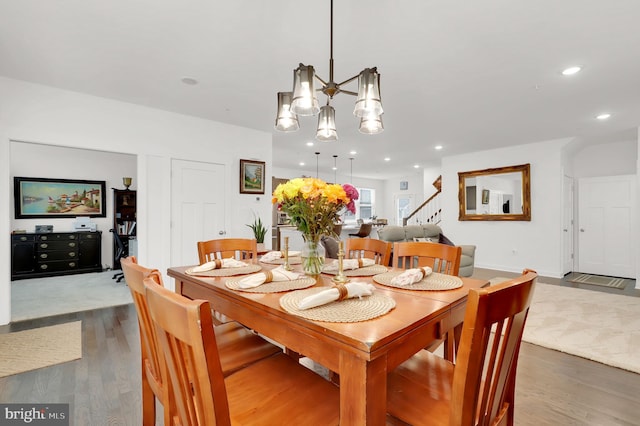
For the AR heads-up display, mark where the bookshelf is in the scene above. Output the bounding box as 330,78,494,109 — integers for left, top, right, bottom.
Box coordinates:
112,189,136,269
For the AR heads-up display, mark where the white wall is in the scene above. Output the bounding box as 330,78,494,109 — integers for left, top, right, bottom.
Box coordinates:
572,139,637,177
10,142,137,268
441,138,572,278
0,76,272,325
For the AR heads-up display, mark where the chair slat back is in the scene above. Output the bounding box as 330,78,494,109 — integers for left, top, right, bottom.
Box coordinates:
144,277,231,426
392,241,462,274
345,238,392,266
121,256,166,394
451,270,537,425
197,238,257,263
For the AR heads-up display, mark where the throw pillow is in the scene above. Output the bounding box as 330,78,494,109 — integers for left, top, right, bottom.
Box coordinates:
413,237,435,242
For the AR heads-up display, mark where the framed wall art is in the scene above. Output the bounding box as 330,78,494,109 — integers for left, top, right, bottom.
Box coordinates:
239,159,265,194
14,176,107,219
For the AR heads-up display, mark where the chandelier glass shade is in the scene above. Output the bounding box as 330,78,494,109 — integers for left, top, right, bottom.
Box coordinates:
358,111,384,135
291,65,320,116
275,92,300,132
275,0,384,140
316,105,338,141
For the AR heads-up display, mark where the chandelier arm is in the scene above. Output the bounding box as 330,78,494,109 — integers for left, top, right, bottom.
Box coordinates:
315,74,328,86
336,74,359,87
339,90,358,97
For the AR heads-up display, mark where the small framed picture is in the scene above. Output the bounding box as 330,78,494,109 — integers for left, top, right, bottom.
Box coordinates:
482,189,490,204
240,159,265,194
399,181,408,190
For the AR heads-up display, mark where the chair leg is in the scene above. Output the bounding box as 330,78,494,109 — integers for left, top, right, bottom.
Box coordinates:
141,368,156,426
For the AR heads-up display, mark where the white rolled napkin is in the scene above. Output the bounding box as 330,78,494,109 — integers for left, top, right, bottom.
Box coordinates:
298,282,376,310
190,258,248,273
260,250,302,262
322,258,376,273
238,266,303,289
390,267,433,286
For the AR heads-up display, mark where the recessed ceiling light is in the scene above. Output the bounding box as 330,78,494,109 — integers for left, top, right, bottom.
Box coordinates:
306,141,314,146
434,145,443,150
413,164,420,169
561,66,581,76
349,150,357,155
181,77,198,85
596,113,611,120
299,162,305,166
332,166,337,170
384,157,391,162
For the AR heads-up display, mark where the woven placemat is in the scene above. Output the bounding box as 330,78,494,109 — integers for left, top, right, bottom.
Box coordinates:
185,264,262,277
279,288,396,322
260,257,303,265
225,277,316,293
373,271,463,291
322,264,388,277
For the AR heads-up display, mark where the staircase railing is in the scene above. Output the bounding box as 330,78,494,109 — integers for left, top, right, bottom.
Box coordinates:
402,175,442,226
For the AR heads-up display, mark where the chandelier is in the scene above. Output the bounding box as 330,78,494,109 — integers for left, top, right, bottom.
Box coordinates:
275,0,384,141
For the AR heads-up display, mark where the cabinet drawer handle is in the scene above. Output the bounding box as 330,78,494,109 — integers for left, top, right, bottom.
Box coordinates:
68,262,76,267
68,235,76,239
40,264,48,270
20,236,27,241
40,243,48,249
68,252,76,257
68,242,76,247
41,236,48,241
40,254,48,259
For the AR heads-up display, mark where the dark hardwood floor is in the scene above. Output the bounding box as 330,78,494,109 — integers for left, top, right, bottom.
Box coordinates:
1,270,639,425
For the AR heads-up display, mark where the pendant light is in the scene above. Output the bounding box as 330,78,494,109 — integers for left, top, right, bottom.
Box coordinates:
349,157,354,183
315,152,320,178
332,155,338,183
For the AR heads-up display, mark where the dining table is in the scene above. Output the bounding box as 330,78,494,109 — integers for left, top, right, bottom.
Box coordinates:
167,260,489,426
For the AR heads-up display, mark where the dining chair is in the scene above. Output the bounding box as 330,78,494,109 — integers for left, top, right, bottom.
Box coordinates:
197,238,258,324
348,222,373,238
392,241,461,274
345,237,392,266
393,242,463,361
144,277,340,426
386,269,537,426
197,238,258,263
120,257,282,426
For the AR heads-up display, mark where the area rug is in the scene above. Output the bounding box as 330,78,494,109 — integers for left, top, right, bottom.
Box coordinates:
11,271,133,322
567,273,627,289
0,321,82,378
490,278,640,374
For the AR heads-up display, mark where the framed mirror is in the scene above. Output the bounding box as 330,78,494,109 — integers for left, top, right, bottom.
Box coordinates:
458,163,531,221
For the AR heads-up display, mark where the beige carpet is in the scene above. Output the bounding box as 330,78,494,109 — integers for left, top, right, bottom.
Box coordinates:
0,321,82,378
11,271,133,322
491,278,640,374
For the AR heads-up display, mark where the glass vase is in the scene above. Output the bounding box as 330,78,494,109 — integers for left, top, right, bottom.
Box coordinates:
301,239,325,276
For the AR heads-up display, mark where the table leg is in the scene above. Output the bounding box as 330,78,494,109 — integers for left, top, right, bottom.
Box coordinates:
339,351,387,426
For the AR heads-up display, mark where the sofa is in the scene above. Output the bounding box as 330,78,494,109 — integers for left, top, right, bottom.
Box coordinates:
376,224,476,277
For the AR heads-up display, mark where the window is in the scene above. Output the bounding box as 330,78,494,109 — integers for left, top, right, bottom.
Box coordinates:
343,187,375,223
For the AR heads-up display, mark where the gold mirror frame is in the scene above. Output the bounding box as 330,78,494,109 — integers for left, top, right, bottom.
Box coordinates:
458,163,531,221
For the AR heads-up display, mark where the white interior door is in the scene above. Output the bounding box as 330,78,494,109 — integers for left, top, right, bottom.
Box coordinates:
171,159,225,266
578,175,636,278
562,175,574,275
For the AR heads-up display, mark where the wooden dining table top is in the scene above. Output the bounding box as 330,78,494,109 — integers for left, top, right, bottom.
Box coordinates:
168,261,488,426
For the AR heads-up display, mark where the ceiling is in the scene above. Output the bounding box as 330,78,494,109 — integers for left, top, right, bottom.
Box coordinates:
1,0,639,179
